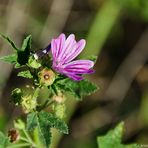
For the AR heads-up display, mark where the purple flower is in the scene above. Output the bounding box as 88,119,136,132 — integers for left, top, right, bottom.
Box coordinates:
51,33,95,81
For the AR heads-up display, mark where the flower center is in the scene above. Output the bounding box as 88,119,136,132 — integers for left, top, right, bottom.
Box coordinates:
44,74,50,80
38,68,55,86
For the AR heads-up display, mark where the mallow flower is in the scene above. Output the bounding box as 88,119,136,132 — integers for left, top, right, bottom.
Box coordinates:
51,33,95,81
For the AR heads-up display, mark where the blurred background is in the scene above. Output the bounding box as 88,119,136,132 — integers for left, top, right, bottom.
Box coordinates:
0,0,148,147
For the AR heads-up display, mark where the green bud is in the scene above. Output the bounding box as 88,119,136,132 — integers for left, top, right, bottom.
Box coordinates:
14,119,25,130
21,95,37,113
11,88,22,105
52,92,65,103
53,104,66,119
28,56,41,69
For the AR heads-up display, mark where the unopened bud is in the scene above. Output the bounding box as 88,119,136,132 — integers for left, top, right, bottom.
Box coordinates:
28,56,41,69
14,119,25,130
8,129,19,143
53,104,66,119
11,88,22,105
21,95,37,113
53,93,65,103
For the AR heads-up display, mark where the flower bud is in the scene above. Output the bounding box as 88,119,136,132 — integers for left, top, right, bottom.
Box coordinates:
53,104,66,119
52,92,65,103
38,68,55,86
28,56,41,69
14,119,25,130
11,88,22,105
8,129,19,143
21,95,37,113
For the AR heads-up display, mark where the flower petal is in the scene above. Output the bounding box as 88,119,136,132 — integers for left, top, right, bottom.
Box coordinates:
63,60,94,69
51,33,65,61
55,33,66,58
63,39,86,64
65,73,83,81
51,33,95,81
57,34,75,63
64,68,95,74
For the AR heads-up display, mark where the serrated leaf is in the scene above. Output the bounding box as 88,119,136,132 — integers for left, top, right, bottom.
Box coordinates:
17,35,32,65
37,116,52,148
0,54,17,64
27,111,68,148
27,112,51,147
78,79,98,96
97,122,139,148
38,111,68,134
0,35,32,66
56,78,98,100
17,70,33,79
27,111,69,134
20,35,32,52
27,112,38,131
0,131,9,148
0,34,18,51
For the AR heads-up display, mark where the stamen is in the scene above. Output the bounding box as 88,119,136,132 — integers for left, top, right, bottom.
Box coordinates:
44,74,50,80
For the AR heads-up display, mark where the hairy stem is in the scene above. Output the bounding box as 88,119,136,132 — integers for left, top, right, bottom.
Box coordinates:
7,143,31,148
22,129,36,147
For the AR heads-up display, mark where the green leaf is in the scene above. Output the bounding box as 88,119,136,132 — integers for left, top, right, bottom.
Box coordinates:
14,63,23,68
14,119,25,130
0,35,32,66
27,112,38,131
27,111,68,134
0,34,18,51
38,111,68,134
17,35,32,65
37,117,52,148
56,78,98,100
0,131,9,148
97,122,139,148
27,111,68,148
0,54,17,64
27,112,51,147
17,70,33,79
20,35,32,52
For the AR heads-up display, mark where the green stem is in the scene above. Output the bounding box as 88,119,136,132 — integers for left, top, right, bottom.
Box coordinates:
20,137,29,143
38,99,55,111
33,128,43,147
22,129,36,147
33,87,40,99
45,99,55,108
7,143,30,148
51,84,58,95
